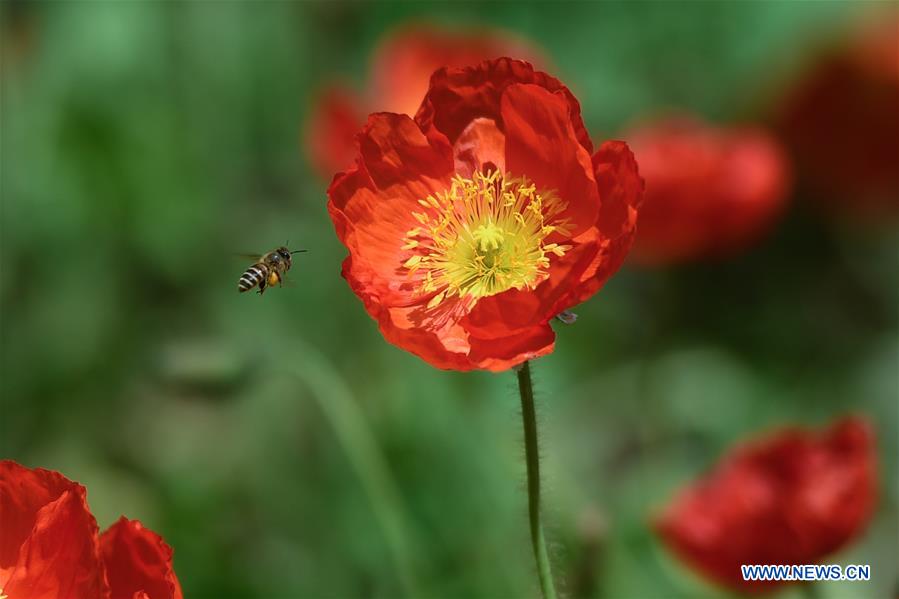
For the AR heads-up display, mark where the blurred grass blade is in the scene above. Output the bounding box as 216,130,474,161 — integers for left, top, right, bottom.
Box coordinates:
284,343,424,598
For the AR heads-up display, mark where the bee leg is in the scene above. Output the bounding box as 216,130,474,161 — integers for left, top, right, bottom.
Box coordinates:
258,280,267,295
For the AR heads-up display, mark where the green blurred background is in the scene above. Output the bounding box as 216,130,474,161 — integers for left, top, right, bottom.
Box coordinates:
1,2,896,598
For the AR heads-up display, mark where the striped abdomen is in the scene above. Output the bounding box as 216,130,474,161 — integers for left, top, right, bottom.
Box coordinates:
238,263,269,293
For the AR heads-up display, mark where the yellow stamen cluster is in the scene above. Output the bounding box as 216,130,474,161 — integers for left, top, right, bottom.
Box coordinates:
403,170,572,308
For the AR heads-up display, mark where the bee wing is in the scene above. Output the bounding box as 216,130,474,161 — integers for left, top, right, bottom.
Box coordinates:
234,253,265,261
270,270,297,288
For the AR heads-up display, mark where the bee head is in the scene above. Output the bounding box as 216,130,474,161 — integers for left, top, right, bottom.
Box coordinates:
276,246,291,260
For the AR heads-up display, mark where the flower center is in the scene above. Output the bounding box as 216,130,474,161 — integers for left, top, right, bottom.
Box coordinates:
403,170,572,308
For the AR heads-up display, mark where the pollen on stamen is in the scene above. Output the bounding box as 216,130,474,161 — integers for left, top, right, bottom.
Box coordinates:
401,170,572,308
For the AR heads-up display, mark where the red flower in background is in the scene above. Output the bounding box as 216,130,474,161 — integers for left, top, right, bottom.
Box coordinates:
777,14,899,219
328,58,642,371
306,85,365,184
626,117,791,265
305,24,544,179
0,461,182,599
654,417,877,593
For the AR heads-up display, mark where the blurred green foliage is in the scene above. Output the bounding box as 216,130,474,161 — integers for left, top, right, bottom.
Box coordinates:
1,2,896,598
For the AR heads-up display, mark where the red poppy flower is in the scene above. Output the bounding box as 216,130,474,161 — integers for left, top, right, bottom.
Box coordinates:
0,460,183,599
328,58,643,371
305,24,544,178
654,417,877,593
626,116,791,265
777,14,899,219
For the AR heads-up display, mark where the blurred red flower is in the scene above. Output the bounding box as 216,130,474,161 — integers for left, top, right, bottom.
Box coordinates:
305,23,544,179
626,116,791,265
654,417,877,593
777,15,899,219
328,58,643,371
0,460,183,599
306,85,365,184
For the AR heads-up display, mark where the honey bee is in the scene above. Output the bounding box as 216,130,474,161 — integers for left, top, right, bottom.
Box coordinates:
238,246,306,295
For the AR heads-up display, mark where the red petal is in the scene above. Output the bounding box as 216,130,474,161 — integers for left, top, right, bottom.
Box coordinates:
416,58,592,155
353,285,476,370
501,83,599,237
593,141,644,241
100,517,183,599
0,461,107,599
373,297,556,372
552,141,642,309
356,112,452,191
311,26,545,180
466,323,556,372
453,117,506,178
370,24,546,117
0,461,74,572
328,113,453,308
304,85,364,180
344,254,557,372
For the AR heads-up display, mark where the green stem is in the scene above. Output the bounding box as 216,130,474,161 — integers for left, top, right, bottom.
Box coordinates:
517,361,558,599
